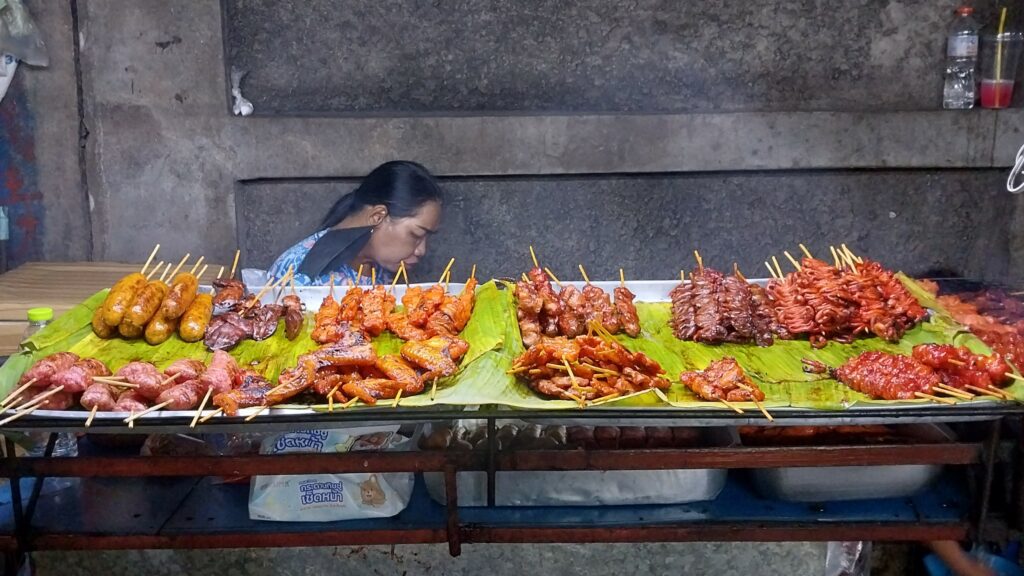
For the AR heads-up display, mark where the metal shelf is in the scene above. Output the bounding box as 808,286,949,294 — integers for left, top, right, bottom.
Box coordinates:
0,473,969,552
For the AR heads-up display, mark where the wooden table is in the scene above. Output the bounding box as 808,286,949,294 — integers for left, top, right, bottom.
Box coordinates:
0,262,225,356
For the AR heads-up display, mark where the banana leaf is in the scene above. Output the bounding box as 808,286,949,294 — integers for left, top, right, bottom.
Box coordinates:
489,276,1022,411
0,281,511,409
0,291,108,398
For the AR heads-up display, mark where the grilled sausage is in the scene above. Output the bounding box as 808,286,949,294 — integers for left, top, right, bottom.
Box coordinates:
91,305,117,338
179,293,213,343
158,273,199,320
101,273,148,327
119,280,170,337
144,315,177,346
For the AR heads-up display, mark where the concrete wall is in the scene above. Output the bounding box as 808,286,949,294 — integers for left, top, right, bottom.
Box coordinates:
18,0,1015,285
240,169,1012,282
225,0,1005,114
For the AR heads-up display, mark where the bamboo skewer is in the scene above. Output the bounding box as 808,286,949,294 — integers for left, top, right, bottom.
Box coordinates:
965,385,1007,399
85,405,99,428
327,384,341,412
935,385,973,400
1,386,68,424
1,378,37,407
248,271,292,306
124,400,172,423
841,244,863,264
771,256,784,278
619,268,625,287
190,256,205,275
439,258,456,284
830,246,842,269
92,377,139,389
390,261,406,291
470,264,477,281
371,267,376,286
765,262,780,280
190,386,215,428
529,246,539,268
145,261,165,280
937,384,974,399
354,264,363,286
544,267,562,288
17,385,66,411
430,378,439,401
196,264,210,282
140,244,161,275
720,399,744,414
392,389,403,408
159,262,172,283
915,392,956,405
229,249,240,278
753,398,774,422
199,408,223,423
0,404,43,426
128,411,135,429
342,397,359,409
799,243,813,259
693,250,704,271
245,406,268,421
578,264,591,284
783,251,801,271
989,386,1014,400
170,253,191,279
217,266,225,279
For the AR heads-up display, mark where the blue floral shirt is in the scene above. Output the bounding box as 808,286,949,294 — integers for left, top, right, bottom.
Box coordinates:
268,230,391,286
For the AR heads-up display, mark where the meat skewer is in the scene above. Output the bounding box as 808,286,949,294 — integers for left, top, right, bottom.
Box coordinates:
678,357,772,418
802,352,954,404
511,333,671,403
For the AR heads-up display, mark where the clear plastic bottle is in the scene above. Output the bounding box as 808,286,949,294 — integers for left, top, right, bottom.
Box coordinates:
943,6,980,109
22,307,79,494
21,307,53,344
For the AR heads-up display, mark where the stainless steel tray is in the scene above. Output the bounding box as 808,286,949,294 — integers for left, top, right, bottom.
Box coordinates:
747,424,952,502
422,421,732,507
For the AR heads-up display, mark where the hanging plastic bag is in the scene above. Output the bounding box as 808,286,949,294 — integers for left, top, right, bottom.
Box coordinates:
825,541,872,576
0,53,16,105
0,0,48,66
249,427,415,522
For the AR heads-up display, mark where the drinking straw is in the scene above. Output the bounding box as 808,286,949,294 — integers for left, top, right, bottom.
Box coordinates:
996,6,1008,82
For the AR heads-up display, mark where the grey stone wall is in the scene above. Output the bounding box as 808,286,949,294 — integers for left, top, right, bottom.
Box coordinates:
240,169,1012,282
225,0,1006,114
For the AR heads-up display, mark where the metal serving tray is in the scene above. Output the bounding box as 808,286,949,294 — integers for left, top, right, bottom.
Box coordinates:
422,421,732,507
747,424,952,502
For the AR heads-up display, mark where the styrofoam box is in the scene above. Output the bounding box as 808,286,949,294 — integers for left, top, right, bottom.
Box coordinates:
748,424,952,502
422,422,733,507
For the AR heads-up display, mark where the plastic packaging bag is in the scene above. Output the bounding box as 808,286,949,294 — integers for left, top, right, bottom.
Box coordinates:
249,427,415,522
826,541,872,576
0,0,48,66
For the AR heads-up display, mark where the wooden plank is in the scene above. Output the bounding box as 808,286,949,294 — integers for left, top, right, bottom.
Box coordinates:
0,261,226,322
0,322,26,356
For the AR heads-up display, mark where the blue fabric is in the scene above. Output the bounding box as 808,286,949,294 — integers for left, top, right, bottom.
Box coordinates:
268,230,391,286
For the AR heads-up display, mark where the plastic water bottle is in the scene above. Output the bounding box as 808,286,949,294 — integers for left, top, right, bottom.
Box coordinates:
24,432,78,495
21,308,79,494
943,6,980,109
21,307,52,344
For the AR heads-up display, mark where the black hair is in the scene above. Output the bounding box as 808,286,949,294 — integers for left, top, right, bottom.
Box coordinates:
321,161,443,229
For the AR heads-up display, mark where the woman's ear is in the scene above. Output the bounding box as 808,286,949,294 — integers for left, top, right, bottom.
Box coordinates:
369,205,389,226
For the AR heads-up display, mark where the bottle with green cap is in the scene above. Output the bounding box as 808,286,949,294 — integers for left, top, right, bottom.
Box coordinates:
22,307,54,343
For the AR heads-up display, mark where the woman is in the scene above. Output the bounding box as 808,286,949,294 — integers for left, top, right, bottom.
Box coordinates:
268,161,443,286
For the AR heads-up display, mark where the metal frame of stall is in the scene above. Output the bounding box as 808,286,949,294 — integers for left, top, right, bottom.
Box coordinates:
0,404,1019,575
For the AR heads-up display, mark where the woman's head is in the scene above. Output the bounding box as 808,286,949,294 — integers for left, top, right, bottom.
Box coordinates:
323,161,443,272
